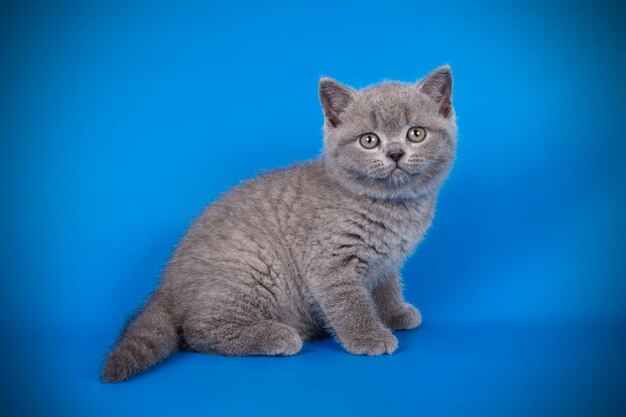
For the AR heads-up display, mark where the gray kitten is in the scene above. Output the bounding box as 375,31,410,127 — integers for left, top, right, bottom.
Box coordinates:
102,66,457,382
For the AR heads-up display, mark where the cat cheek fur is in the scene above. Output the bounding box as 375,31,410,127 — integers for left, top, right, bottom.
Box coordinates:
101,66,457,382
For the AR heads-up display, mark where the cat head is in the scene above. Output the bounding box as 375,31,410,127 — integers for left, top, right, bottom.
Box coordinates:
319,66,457,200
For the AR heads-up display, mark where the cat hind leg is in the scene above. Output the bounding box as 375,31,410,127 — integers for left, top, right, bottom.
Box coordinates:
183,318,303,356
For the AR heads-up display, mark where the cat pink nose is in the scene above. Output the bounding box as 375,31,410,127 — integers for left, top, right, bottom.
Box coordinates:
386,149,405,163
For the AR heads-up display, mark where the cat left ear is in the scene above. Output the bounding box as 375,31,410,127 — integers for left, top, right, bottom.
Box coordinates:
417,65,453,118
319,77,355,127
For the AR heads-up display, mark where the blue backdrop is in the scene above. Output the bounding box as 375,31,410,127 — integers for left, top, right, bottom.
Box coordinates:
1,0,625,416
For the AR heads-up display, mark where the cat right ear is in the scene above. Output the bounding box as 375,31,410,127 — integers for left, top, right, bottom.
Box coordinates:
319,77,355,127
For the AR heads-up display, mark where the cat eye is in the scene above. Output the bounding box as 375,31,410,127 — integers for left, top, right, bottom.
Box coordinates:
359,133,380,149
407,126,427,143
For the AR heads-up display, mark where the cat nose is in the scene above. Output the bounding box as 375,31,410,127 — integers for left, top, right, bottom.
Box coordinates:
386,149,405,163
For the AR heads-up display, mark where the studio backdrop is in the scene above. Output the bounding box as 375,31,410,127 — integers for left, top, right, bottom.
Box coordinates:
1,0,624,416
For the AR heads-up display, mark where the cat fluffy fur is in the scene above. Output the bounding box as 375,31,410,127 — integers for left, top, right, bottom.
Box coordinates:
102,66,457,382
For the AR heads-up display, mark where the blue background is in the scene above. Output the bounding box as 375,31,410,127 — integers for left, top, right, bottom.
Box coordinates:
1,0,625,415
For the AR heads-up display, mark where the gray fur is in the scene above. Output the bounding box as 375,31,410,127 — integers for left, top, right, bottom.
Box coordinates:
102,66,457,382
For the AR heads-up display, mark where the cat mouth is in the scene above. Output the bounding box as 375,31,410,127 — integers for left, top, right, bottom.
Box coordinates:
388,166,411,184
389,165,413,177
392,163,422,177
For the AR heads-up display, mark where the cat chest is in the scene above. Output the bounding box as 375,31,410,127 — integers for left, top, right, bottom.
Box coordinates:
335,208,430,281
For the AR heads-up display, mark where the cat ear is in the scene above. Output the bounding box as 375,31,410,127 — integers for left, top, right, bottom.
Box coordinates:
417,65,453,118
319,77,355,127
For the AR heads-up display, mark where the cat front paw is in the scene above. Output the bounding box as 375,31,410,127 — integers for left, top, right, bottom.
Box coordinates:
342,327,398,355
384,303,422,331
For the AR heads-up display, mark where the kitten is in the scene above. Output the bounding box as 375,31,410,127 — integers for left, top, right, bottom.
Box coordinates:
102,66,457,382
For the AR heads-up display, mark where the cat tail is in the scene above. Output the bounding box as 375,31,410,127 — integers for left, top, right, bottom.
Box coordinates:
101,295,178,383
